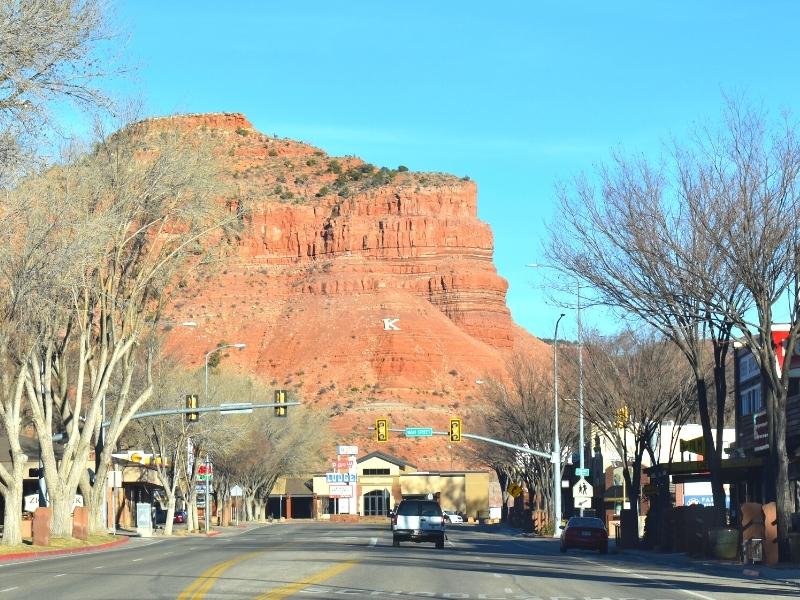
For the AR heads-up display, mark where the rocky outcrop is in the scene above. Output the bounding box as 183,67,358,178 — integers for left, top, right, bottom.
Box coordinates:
151,113,549,468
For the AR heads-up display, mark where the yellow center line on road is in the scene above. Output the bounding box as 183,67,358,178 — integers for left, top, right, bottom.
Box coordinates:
254,559,359,600
177,551,264,600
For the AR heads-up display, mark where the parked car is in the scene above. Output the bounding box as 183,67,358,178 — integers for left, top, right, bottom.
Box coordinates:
442,510,463,524
559,517,608,553
173,510,187,524
392,499,445,548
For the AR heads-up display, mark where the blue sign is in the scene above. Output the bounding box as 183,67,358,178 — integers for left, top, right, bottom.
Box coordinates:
405,427,433,437
684,495,730,508
326,472,357,484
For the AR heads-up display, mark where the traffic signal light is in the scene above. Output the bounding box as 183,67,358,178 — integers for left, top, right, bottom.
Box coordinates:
376,418,388,443
186,394,199,422
274,389,287,417
449,418,462,442
614,406,629,428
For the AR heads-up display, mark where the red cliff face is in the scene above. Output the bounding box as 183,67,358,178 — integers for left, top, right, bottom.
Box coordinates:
152,113,549,468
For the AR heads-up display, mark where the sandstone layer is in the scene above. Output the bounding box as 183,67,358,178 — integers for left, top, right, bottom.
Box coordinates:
153,113,550,469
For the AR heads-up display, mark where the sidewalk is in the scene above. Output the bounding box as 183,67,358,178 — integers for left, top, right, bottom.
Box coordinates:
611,542,800,588
0,535,129,562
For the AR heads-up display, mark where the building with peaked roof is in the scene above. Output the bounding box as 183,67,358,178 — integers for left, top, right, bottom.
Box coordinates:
311,450,492,520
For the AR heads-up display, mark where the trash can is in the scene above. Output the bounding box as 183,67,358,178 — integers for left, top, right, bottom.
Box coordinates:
743,538,763,564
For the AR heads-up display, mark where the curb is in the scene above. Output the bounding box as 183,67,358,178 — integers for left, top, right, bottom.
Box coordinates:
0,536,129,562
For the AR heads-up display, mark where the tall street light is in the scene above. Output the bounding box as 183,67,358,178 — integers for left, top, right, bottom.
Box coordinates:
553,312,565,536
528,264,587,516
205,343,246,396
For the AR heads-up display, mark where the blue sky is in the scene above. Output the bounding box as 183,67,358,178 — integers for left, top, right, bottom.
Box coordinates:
106,1,800,341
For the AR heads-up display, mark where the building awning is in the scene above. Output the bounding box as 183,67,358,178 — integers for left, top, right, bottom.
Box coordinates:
645,457,765,484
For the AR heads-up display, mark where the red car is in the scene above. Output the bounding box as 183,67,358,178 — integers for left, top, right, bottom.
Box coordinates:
560,517,608,554
173,510,187,524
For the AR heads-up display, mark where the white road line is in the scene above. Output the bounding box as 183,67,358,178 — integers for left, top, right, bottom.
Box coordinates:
493,573,502,578
0,539,164,568
572,555,716,600
163,551,174,556
94,566,104,569
132,558,143,562
53,573,66,578
504,588,513,594
0,588,18,593
369,537,377,546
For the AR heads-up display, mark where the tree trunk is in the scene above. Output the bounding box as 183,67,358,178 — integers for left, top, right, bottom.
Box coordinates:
773,389,793,561
694,373,726,518
164,495,176,536
1,464,25,546
86,481,107,534
49,487,72,538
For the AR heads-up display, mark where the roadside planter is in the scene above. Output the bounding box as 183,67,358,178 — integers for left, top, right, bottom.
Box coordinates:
709,527,739,560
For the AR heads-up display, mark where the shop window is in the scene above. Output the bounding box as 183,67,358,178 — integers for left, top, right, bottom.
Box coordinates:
740,384,762,416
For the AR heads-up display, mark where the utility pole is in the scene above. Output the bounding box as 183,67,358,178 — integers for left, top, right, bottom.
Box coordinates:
205,453,211,534
553,313,565,537
578,286,585,516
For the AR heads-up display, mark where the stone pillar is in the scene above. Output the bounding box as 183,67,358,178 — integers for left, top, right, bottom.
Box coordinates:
286,495,292,519
72,506,89,541
32,507,52,546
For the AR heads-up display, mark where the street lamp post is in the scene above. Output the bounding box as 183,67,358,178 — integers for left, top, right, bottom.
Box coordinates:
204,343,246,396
527,264,587,517
553,313,565,536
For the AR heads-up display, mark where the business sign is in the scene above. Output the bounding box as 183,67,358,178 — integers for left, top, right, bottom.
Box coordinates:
333,456,356,472
326,472,357,484
198,464,214,481
329,485,353,498
337,445,358,456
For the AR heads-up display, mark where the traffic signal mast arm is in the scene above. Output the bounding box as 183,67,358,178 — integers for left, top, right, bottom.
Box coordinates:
103,401,301,428
370,427,553,460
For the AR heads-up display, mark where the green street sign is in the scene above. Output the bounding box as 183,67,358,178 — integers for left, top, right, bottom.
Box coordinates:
575,468,590,477
405,427,433,437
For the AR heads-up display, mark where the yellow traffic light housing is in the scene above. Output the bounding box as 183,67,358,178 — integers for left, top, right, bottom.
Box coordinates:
186,394,199,422
376,418,389,443
274,389,287,417
449,417,462,442
614,406,629,428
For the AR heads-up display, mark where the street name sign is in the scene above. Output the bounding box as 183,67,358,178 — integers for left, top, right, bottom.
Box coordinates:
574,467,590,477
405,427,433,437
572,477,593,498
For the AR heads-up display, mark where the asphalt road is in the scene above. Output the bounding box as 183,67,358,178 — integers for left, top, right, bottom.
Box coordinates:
0,522,794,599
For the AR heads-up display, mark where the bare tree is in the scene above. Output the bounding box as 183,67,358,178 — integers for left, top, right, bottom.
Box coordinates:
571,330,695,540
218,406,331,523
546,133,748,518
476,355,577,531
10,121,231,537
680,100,800,559
0,0,122,543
